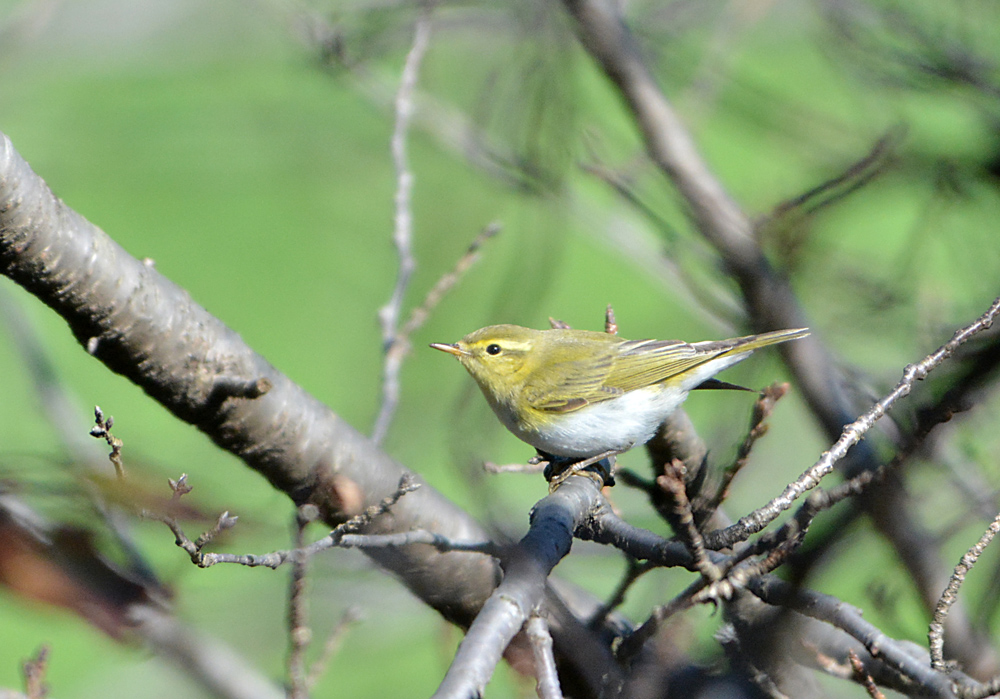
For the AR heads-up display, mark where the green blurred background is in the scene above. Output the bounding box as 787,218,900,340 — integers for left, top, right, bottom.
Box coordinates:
0,0,999,696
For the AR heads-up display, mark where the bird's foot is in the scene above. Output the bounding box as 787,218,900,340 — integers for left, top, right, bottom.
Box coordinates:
545,450,619,491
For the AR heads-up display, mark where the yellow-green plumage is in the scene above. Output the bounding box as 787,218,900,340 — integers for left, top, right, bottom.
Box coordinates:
431,324,808,459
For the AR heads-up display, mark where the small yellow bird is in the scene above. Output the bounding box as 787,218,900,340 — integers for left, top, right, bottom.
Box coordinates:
431,324,808,460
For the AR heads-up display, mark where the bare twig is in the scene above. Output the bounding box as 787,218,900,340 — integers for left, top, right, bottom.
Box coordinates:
748,576,958,698
483,458,547,475
706,296,1000,550
89,406,124,478
287,505,318,699
547,450,619,489
582,493,960,697
766,128,902,223
161,476,421,569
374,222,500,443
373,7,433,446
526,614,563,699
604,304,618,334
0,127,520,667
962,675,1000,699
128,605,286,699
930,510,1000,671
656,461,719,581
849,649,888,699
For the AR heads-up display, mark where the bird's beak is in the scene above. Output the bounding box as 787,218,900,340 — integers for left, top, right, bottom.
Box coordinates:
430,342,470,357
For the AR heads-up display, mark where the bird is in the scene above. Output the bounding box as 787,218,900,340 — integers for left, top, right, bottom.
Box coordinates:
431,323,808,461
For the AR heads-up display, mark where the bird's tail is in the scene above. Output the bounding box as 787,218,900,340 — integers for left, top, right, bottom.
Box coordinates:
693,327,810,357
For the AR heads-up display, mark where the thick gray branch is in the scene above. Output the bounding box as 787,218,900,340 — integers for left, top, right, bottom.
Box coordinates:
0,131,497,627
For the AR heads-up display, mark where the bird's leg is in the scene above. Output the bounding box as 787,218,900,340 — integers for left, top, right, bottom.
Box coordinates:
546,450,620,490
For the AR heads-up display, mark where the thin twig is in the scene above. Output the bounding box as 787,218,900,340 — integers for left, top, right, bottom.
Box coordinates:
705,296,1000,550
929,510,1000,671
849,649,888,699
287,505,318,699
336,530,496,555
604,304,618,334
615,574,708,662
656,461,719,581
160,476,424,569
373,221,499,444
483,458,547,475
373,7,433,445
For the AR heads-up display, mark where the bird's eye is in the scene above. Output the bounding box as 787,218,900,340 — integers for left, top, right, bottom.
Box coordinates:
485,343,501,356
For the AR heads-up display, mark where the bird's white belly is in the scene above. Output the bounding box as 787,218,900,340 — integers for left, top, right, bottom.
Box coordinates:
520,385,686,458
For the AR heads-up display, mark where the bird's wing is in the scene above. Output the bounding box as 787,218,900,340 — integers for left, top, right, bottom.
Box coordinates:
522,345,621,413
523,339,713,413
523,330,808,412
602,339,711,393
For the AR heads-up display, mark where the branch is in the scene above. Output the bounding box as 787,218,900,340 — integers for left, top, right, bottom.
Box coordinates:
431,477,611,699
0,130,624,699
0,130,499,629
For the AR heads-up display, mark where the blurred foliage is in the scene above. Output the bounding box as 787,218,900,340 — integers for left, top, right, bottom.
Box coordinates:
0,0,998,696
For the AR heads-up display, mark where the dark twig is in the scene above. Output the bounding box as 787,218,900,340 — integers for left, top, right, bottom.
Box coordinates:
850,649,887,699
766,128,902,224
582,494,962,696
930,510,1000,672
336,529,496,555
615,573,711,663
748,576,958,698
527,614,563,699
656,461,718,581
604,304,618,335
89,406,124,478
